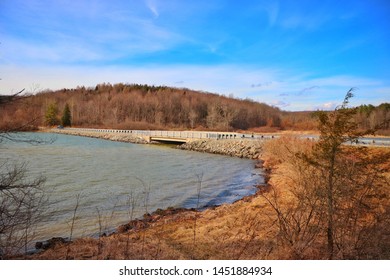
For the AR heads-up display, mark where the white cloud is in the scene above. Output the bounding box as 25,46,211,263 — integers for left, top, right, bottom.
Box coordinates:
313,102,338,111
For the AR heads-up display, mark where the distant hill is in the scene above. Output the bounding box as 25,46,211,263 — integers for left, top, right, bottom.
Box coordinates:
0,83,389,134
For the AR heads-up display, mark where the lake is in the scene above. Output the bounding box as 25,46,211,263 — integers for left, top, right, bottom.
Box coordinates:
0,133,263,246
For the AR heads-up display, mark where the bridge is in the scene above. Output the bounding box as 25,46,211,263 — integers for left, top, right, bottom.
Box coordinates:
56,127,390,146
58,127,272,143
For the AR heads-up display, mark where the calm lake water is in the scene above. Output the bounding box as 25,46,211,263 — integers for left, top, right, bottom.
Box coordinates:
0,133,263,245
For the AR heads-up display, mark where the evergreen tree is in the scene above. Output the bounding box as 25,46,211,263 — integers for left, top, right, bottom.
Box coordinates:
310,89,362,258
61,103,72,127
299,88,389,258
263,89,390,259
45,103,59,126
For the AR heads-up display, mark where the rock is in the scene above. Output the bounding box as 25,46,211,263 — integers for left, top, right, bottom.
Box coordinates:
35,237,68,250
255,160,264,168
117,219,147,233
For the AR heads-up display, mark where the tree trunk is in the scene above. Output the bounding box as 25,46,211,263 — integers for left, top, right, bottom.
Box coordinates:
327,151,336,259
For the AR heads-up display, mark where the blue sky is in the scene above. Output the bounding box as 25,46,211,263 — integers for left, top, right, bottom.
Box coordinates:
0,0,389,111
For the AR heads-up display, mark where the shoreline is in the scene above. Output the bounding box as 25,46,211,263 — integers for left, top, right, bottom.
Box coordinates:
22,129,267,258
26,172,271,259
25,169,272,259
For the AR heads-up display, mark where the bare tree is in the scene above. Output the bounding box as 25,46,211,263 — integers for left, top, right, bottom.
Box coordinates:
0,90,48,259
193,172,203,246
124,190,139,259
0,160,47,258
66,193,81,260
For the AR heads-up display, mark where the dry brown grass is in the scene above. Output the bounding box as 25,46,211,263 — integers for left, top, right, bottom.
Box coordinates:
25,191,279,260
261,136,390,259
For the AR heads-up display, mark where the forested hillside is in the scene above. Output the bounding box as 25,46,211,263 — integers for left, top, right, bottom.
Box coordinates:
0,83,389,134
0,83,281,131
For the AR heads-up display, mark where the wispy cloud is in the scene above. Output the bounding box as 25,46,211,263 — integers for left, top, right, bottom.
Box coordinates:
1,35,103,64
280,13,329,30
0,0,188,64
308,76,382,88
270,100,291,108
145,0,159,18
297,86,320,96
251,82,274,88
262,0,280,27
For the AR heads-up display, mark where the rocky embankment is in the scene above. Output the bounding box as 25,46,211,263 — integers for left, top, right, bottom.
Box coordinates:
178,139,263,159
52,129,149,144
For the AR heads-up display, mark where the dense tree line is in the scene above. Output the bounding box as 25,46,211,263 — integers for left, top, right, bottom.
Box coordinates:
0,83,388,133
0,83,282,131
